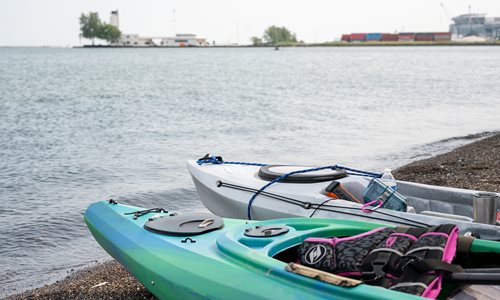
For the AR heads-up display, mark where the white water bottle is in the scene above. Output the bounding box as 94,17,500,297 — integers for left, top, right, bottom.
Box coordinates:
381,169,397,191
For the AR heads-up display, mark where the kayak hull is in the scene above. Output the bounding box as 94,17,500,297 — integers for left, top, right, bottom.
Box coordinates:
87,201,452,300
187,160,500,240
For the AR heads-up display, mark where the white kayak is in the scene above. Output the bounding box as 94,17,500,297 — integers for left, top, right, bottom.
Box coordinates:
187,158,500,240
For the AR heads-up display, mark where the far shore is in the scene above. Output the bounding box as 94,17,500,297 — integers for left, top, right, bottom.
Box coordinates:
5,133,500,300
74,41,500,48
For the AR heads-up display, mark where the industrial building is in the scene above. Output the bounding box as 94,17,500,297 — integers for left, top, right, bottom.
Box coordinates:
450,14,500,40
108,11,208,47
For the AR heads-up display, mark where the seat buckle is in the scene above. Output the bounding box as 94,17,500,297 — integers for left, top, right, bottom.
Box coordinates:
372,262,386,277
362,261,386,281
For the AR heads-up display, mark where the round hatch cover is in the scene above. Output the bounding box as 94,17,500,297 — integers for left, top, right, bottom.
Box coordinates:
244,225,289,237
144,213,224,236
258,165,347,183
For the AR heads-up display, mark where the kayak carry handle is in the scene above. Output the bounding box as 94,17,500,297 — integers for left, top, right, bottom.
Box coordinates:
285,263,361,287
198,218,215,228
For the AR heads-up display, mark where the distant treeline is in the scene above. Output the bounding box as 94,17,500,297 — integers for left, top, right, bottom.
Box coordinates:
251,26,302,46
79,12,121,45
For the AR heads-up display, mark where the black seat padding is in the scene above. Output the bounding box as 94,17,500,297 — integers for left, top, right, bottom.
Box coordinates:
258,165,347,183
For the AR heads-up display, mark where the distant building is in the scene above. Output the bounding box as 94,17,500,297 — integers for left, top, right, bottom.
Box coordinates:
160,34,208,47
118,33,207,47
120,34,153,46
110,11,208,47
450,14,500,40
110,10,119,29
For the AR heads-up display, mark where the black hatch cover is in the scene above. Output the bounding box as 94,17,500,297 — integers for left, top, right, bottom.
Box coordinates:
144,213,224,236
244,225,289,237
258,165,347,183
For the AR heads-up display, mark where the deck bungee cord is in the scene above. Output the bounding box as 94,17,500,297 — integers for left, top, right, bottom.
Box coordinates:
197,154,383,220
124,207,169,219
217,181,431,227
196,154,382,177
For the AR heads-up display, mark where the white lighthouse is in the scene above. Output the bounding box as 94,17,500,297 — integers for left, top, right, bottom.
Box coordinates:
110,10,119,29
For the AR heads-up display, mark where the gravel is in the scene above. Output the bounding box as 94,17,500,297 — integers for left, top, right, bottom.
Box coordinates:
394,134,500,192
4,261,156,300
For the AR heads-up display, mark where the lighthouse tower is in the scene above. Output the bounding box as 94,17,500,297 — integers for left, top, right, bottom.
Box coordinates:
110,10,119,29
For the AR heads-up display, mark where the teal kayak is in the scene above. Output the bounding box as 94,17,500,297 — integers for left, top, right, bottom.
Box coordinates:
84,200,500,300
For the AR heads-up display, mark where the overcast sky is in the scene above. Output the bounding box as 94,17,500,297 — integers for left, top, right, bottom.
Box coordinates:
1,0,500,46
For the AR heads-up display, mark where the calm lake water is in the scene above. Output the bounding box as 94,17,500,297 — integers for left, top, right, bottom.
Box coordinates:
1,46,500,297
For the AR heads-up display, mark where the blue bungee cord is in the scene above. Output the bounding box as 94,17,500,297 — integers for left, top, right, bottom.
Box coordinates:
197,155,268,167
196,155,382,220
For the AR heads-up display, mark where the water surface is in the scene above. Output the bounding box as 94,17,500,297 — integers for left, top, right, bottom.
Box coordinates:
1,46,500,297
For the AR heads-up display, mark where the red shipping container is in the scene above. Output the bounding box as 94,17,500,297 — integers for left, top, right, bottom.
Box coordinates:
350,33,366,41
398,33,415,41
341,34,351,42
415,33,434,41
415,36,433,41
382,34,398,41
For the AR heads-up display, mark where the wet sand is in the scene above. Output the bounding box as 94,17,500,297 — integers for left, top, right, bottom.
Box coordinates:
5,133,500,300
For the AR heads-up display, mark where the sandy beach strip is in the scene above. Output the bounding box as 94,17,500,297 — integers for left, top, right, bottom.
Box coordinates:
5,133,500,300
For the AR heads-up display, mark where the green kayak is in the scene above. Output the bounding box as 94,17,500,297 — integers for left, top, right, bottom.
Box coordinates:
84,200,500,300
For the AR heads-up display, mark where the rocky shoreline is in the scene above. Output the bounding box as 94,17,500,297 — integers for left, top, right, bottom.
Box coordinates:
394,133,500,193
5,134,500,300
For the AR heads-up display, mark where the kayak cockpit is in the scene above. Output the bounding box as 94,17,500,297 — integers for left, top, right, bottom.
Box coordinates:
219,218,500,299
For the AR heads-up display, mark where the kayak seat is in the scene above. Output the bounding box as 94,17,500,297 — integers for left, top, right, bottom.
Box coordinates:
258,165,347,183
397,182,475,218
406,196,473,218
420,211,473,222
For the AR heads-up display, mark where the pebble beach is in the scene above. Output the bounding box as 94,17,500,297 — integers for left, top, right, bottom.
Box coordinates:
5,133,500,300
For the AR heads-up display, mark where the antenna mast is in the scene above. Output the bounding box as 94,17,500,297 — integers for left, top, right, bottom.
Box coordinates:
468,5,472,35
172,7,176,34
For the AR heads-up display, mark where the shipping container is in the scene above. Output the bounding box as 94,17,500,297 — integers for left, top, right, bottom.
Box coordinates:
382,34,398,41
433,32,451,41
341,34,351,42
350,33,366,42
434,36,451,41
366,33,383,41
415,33,434,41
415,36,433,41
398,32,415,42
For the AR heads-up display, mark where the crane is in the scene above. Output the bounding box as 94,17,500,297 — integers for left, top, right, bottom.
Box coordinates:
440,2,456,37
440,2,451,21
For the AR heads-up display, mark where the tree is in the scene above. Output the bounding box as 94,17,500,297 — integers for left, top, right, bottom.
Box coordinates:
99,24,121,44
262,26,297,45
250,36,263,46
79,12,102,45
79,12,121,45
